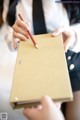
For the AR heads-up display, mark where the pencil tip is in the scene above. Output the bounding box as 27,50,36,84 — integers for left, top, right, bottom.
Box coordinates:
35,44,39,49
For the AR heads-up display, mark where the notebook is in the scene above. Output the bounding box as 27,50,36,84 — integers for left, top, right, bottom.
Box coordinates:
10,33,73,109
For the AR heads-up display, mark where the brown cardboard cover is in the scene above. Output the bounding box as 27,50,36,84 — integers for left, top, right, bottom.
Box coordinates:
10,33,73,109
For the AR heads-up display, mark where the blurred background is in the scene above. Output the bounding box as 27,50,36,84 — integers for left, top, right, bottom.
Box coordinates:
0,0,26,120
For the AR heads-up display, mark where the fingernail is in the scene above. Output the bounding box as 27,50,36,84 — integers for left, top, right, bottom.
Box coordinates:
52,32,58,36
37,105,43,110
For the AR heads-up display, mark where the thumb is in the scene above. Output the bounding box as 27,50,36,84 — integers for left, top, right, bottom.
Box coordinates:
41,96,62,110
52,27,65,36
41,96,55,108
41,96,65,120
23,107,40,120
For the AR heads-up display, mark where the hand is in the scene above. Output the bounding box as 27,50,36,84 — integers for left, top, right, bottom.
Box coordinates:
23,96,64,120
52,26,76,52
12,19,30,48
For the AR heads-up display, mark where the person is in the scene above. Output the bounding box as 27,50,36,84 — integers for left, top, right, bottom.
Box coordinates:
23,96,65,120
2,0,80,120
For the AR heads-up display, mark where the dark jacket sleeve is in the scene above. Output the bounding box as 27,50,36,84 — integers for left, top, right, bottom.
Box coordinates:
62,1,80,25
7,0,19,26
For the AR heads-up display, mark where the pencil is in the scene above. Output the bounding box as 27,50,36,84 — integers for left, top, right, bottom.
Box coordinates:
18,13,38,49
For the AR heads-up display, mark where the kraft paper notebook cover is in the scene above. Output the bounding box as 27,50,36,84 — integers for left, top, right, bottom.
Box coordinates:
10,33,73,109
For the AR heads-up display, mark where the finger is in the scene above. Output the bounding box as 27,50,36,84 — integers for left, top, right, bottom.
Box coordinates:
37,105,43,110
15,19,29,31
41,96,55,109
23,107,39,120
64,37,71,52
23,108,33,118
13,24,29,39
13,31,27,48
55,102,62,109
13,37,20,49
13,31,28,41
52,27,65,36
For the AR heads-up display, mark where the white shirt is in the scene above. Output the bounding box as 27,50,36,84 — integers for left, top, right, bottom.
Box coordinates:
16,0,69,34
2,0,79,53
2,0,80,53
